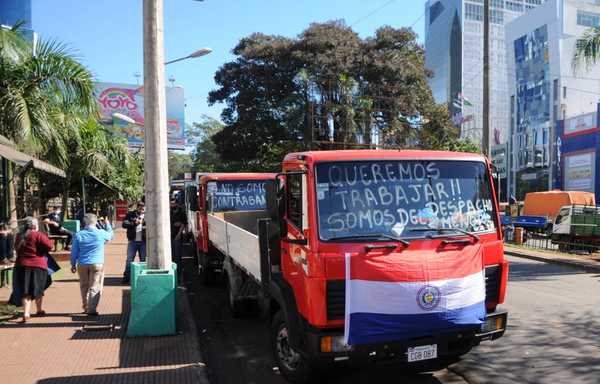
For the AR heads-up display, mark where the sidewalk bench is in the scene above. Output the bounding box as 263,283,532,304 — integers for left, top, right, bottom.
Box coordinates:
43,224,69,251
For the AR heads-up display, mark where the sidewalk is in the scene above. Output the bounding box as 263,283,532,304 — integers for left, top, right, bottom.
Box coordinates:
0,229,209,384
504,243,600,273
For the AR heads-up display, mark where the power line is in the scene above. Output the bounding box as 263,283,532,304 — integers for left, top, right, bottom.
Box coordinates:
350,0,399,27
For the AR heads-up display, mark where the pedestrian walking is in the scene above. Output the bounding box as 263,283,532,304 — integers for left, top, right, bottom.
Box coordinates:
170,198,187,278
13,217,53,323
70,213,113,316
122,202,146,283
42,205,73,250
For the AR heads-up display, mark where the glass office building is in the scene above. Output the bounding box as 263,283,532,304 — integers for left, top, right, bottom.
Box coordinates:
425,0,545,147
0,0,32,29
506,0,600,198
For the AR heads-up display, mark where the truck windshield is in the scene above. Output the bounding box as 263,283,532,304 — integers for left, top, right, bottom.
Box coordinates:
207,180,269,212
315,160,497,241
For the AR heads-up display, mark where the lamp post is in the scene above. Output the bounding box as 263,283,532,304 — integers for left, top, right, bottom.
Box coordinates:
143,0,171,270
165,47,212,65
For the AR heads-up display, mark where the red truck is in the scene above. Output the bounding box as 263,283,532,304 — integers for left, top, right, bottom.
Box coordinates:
197,151,508,383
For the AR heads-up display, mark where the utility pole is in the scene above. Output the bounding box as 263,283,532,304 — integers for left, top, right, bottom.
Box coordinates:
482,0,490,157
143,0,171,270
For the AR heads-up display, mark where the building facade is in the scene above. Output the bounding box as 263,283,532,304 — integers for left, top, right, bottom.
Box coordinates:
0,0,34,42
506,0,600,199
0,0,32,29
425,0,545,148
554,105,600,202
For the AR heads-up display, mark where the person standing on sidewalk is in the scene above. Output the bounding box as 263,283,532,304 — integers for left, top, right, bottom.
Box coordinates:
122,202,146,284
170,198,187,278
70,214,113,316
13,218,53,323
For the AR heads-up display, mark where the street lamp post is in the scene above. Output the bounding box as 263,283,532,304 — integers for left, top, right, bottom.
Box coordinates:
128,0,211,337
143,0,171,270
165,47,212,65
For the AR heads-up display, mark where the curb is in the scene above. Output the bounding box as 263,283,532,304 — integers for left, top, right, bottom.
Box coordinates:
504,249,600,273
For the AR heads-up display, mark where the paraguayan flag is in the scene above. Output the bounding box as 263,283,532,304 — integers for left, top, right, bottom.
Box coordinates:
343,245,486,345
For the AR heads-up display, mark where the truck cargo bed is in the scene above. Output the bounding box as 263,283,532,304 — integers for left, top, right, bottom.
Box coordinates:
208,210,269,281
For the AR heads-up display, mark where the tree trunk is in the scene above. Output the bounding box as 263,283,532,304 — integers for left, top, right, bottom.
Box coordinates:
62,177,70,219
8,163,17,229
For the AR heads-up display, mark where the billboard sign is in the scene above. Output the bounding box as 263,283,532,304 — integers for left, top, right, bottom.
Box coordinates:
564,112,597,137
564,151,595,193
94,82,186,150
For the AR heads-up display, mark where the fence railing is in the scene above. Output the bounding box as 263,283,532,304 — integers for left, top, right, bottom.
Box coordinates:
503,227,600,255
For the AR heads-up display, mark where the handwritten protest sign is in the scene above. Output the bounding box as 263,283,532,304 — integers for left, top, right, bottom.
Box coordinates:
208,180,269,211
315,161,495,240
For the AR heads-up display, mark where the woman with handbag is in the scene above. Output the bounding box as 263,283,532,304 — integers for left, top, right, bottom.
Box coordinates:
13,217,53,323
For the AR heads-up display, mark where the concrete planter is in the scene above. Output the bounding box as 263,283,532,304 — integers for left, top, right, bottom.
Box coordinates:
126,261,177,337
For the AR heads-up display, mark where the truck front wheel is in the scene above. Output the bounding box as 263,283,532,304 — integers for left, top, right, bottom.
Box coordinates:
271,310,315,384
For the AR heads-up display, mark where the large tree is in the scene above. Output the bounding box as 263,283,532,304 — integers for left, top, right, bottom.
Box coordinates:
209,21,469,171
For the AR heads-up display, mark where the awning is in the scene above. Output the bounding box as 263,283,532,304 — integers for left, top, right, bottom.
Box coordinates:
0,142,66,178
89,174,115,191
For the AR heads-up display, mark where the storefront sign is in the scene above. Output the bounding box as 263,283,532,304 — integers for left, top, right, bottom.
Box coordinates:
564,112,598,137
564,151,595,192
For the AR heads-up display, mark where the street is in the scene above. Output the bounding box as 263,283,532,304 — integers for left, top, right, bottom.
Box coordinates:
182,251,600,384
452,256,600,384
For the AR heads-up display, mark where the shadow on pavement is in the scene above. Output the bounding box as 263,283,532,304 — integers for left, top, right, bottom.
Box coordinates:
452,311,600,384
181,244,460,384
36,365,203,384
508,260,588,281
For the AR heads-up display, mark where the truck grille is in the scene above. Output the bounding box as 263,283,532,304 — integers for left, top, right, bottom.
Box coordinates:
485,265,501,302
326,280,345,320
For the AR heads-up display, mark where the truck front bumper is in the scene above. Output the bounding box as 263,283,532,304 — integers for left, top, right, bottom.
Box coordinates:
301,309,508,367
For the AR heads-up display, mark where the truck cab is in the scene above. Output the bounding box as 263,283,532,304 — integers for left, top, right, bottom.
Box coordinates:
267,150,509,382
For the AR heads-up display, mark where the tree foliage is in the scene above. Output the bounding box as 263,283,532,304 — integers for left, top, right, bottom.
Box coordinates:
573,26,600,70
0,27,144,207
209,21,468,171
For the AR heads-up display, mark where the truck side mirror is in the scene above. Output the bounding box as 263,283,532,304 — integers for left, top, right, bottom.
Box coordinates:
276,178,288,238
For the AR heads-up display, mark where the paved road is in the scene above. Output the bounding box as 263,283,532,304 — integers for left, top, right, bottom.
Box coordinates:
181,250,468,384
183,249,600,384
451,255,600,384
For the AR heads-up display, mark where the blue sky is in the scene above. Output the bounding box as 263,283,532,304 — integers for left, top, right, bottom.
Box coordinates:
32,0,426,124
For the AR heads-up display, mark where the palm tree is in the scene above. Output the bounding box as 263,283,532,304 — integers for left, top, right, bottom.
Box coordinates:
0,26,96,220
0,26,96,151
573,27,600,69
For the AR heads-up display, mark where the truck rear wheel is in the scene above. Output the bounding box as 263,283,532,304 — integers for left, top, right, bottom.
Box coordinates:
225,272,244,317
271,310,316,384
199,251,216,285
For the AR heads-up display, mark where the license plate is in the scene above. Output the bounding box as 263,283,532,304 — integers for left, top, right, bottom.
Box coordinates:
407,344,437,362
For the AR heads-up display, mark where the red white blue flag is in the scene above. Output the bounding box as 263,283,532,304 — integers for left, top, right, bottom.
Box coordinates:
344,245,486,345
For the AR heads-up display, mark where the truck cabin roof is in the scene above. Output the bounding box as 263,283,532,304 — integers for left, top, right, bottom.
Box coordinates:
199,173,278,185
283,150,489,165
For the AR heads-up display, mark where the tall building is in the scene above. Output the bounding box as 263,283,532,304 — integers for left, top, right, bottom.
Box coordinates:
506,0,600,198
0,0,34,42
0,0,32,28
425,0,545,148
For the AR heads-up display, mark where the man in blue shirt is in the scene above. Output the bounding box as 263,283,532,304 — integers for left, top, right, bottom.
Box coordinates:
70,213,113,316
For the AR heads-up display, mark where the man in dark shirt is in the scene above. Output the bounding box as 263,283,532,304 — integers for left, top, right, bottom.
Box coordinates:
43,206,73,250
122,202,146,283
170,198,187,278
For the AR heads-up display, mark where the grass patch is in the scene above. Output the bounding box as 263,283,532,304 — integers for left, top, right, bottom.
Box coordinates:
51,261,74,281
0,302,19,322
